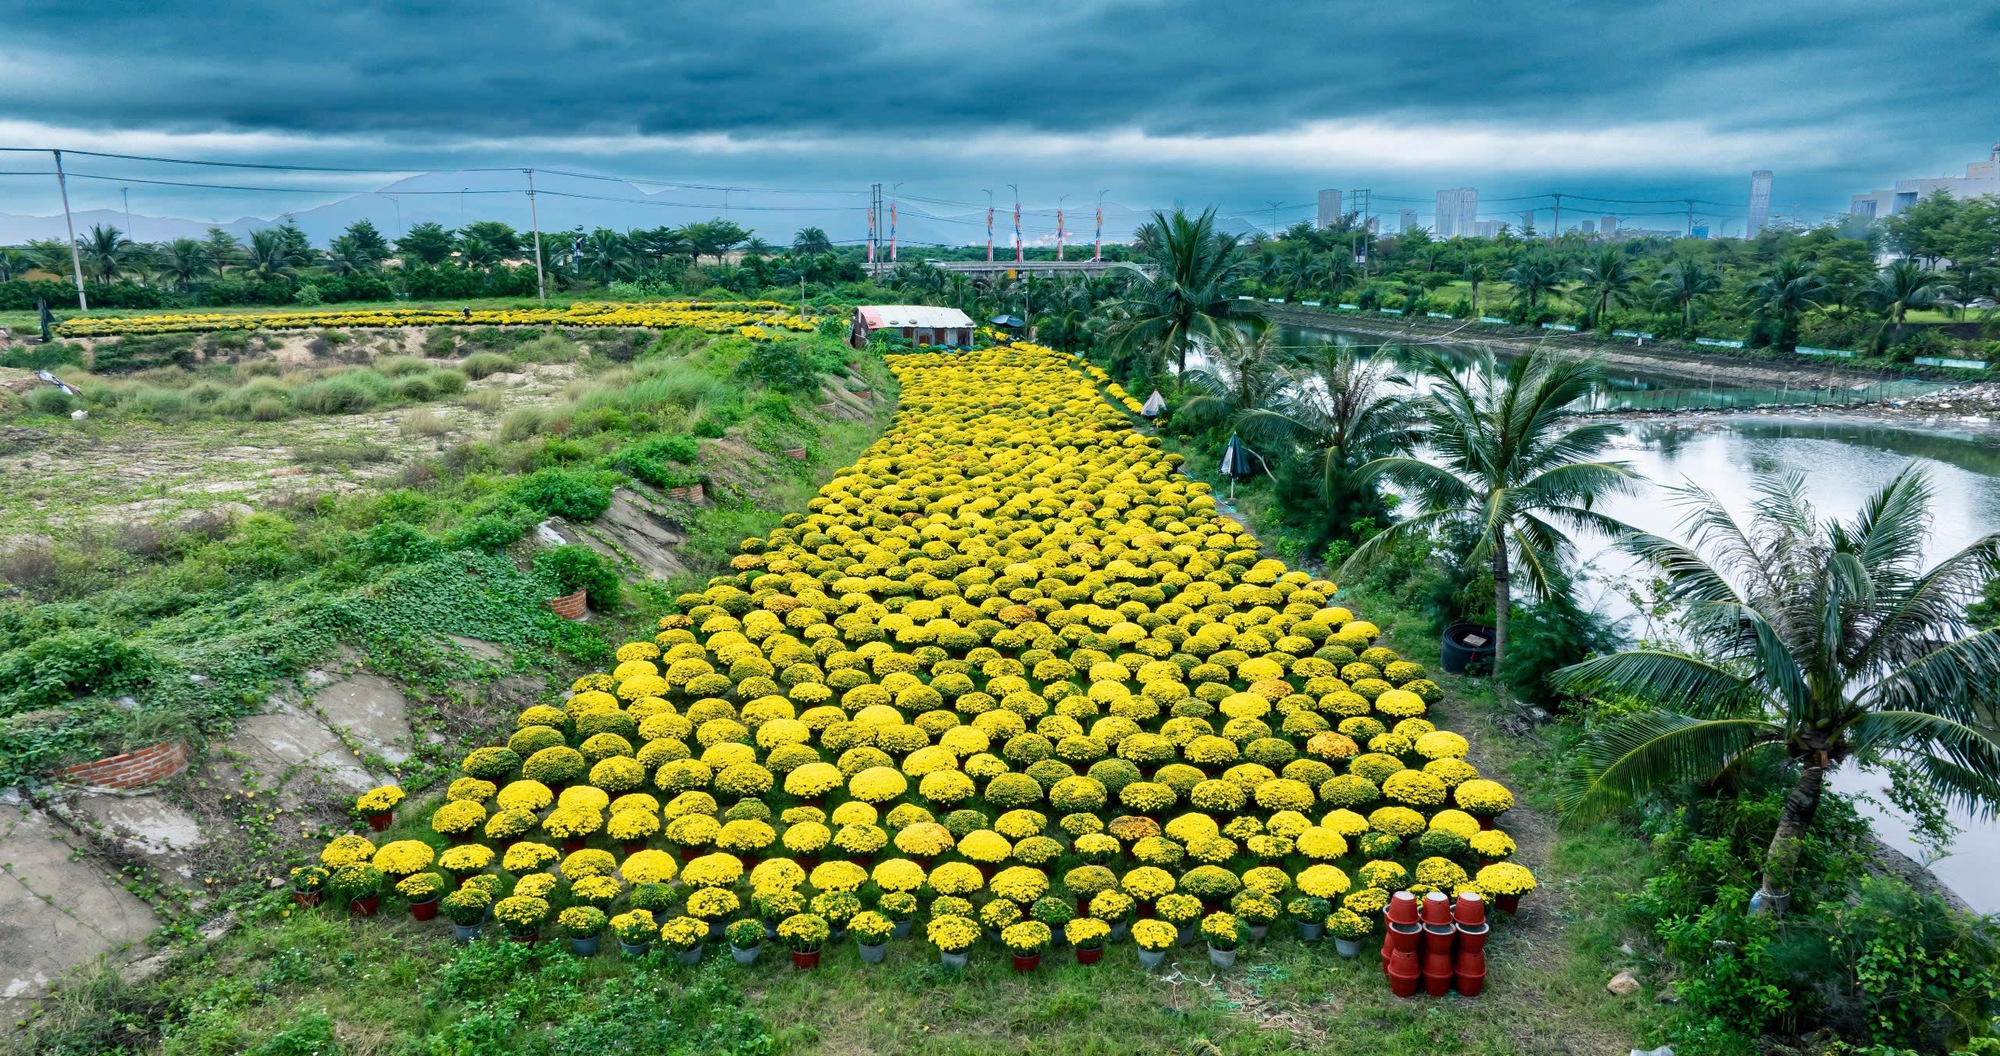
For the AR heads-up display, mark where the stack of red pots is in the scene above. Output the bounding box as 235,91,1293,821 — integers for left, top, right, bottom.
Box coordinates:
1380,890,1490,998
1454,893,1488,997
1380,891,1421,997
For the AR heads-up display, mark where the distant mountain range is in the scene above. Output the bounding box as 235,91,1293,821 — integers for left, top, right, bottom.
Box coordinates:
0,169,1170,250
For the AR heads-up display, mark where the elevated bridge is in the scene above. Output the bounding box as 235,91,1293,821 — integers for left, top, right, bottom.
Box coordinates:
869,259,1153,281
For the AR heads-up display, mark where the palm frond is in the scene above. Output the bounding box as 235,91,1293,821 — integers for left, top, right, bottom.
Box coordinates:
1562,712,1783,821
1555,649,1763,717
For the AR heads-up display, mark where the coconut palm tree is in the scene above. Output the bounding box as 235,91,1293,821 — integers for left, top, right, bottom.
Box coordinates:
1578,246,1637,327
242,229,304,283
1173,321,1287,430
1749,257,1827,350
792,227,834,257
81,225,136,284
1463,260,1491,316
1505,253,1564,317
155,238,210,292
1344,346,1639,666
1236,339,1420,545
1655,257,1721,334
1102,207,1243,378
0,247,33,283
1559,468,2000,915
1871,259,1946,324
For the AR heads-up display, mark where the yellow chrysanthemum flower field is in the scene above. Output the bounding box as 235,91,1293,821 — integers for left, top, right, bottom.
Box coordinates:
324,340,1530,961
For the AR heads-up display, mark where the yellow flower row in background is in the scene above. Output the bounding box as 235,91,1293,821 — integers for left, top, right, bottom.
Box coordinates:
54,300,814,338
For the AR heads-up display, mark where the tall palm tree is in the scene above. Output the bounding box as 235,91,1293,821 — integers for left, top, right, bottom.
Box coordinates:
242,229,304,283
1749,257,1827,350
792,227,834,256
1174,321,1287,430
1578,246,1637,326
1344,346,1639,666
1505,254,1564,316
155,238,210,292
1237,340,1420,545
1559,469,2000,914
1463,260,1491,316
0,247,33,283
82,225,136,284
576,228,632,285
1655,257,1721,334
1871,259,1946,324
1102,207,1243,377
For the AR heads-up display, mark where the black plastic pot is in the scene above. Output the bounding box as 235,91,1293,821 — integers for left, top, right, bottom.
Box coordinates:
1440,623,1497,675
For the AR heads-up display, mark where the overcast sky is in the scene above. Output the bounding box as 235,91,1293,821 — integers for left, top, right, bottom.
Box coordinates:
3,0,1997,240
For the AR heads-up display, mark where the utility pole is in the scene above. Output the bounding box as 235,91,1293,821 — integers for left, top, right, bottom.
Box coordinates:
51,150,87,311
525,169,547,301
1684,199,1697,238
1550,193,1562,239
890,182,902,264
1266,200,1282,237
868,183,881,274
1056,194,1066,261
122,187,132,237
984,189,994,263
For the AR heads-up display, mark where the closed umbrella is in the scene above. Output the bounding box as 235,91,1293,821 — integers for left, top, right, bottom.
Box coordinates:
1217,433,1265,502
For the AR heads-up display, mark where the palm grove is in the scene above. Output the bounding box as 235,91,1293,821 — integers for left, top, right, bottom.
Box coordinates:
964,205,2000,1054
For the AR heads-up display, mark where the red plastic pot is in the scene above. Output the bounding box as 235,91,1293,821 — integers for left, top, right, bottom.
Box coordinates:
1136,902,1157,919
1478,816,1496,831
852,853,873,869
739,853,760,870
1387,948,1418,977
1423,950,1454,979
1385,891,1420,926
1456,924,1489,955
622,841,647,857
1383,925,1419,953
449,831,475,845
1456,968,1486,997
1457,950,1486,976
1495,894,1522,914
1077,897,1092,916
410,898,440,922
1012,953,1041,973
791,950,822,970
367,811,393,832
349,895,381,917
561,838,587,854
293,891,322,908
1075,946,1103,966
797,855,819,872
1388,969,1420,998
507,933,541,945
1420,891,1452,926
1454,892,1486,927
976,862,996,880
1421,923,1455,955
1423,970,1452,997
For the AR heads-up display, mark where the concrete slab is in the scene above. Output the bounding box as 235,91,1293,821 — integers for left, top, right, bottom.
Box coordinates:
448,635,507,662
65,793,207,881
0,806,158,1029
223,699,384,809
311,673,413,765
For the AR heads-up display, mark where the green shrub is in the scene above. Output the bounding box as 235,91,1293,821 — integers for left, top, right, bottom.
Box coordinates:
513,469,612,522
619,434,702,489
735,338,822,393
25,387,76,415
0,343,84,370
459,352,513,379
534,545,622,611
293,374,385,414
422,329,459,357
0,629,160,712
447,511,531,551
363,523,443,565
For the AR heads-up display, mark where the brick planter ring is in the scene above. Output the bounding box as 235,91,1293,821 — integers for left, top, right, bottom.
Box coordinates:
783,448,809,461
58,740,188,790
547,588,588,620
665,483,705,503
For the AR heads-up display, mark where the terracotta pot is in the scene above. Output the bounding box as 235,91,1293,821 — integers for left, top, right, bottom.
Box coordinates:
349,895,381,917
1385,891,1420,926
1419,891,1453,926
1495,894,1522,914
1388,969,1420,998
1075,946,1103,965
410,898,440,922
791,949,821,970
1454,893,1486,927
366,811,393,832
1011,953,1041,973
1455,968,1486,997
293,891,322,908
508,932,541,945
1423,970,1452,997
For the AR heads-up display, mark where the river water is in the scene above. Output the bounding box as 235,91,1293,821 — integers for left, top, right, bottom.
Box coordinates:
1280,327,2000,911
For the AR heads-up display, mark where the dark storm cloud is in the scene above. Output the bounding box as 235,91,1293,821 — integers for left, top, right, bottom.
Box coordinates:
1,0,1996,222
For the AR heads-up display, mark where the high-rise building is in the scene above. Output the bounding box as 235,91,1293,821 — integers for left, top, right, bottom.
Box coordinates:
1520,210,1536,235
1600,215,1618,237
1316,189,1344,229
1748,170,1773,236
1432,188,1478,238
1399,209,1420,233
1471,220,1501,238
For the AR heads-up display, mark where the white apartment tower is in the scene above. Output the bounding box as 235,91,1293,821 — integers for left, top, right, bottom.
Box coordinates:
1433,188,1478,238
1748,171,1773,235
1316,189,1344,229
